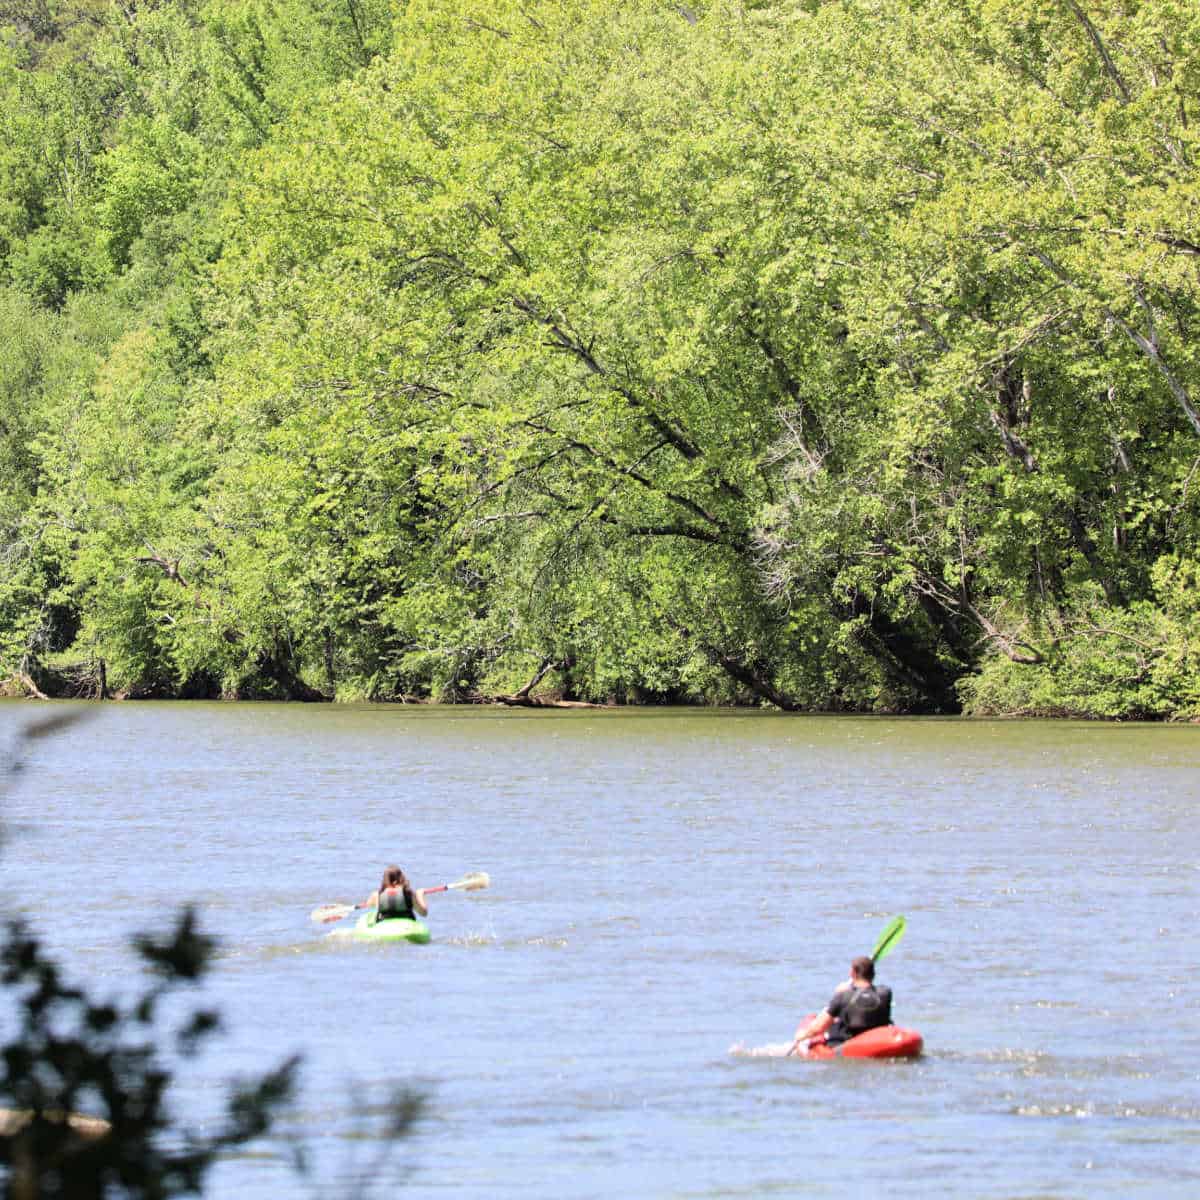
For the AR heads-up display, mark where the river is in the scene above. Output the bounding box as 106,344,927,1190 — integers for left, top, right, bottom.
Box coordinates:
1,702,1197,1198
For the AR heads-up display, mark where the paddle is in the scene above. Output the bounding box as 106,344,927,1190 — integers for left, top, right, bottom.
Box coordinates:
420,870,490,896
871,914,906,964
309,871,490,925
786,915,906,1056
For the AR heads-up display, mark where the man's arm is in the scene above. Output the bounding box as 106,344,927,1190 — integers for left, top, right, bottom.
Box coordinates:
788,1009,834,1055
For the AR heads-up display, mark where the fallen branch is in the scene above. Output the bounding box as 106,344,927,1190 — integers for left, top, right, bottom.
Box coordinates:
16,672,49,700
487,657,613,707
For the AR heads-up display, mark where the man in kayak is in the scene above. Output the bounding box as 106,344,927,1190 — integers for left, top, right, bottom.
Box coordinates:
362,865,428,922
789,955,892,1054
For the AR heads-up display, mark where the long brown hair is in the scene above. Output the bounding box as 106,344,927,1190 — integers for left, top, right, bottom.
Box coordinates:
379,864,415,911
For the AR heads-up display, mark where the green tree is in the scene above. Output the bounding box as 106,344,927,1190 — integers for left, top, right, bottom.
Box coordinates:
3,0,1198,715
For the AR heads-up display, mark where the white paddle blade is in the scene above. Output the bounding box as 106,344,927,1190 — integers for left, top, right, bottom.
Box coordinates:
310,903,354,924
447,871,490,892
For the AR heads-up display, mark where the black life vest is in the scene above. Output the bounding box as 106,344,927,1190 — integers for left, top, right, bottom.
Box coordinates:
831,984,893,1043
377,886,415,922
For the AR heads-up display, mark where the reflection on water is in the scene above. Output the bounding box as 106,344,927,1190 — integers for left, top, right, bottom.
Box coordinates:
1,702,1198,1198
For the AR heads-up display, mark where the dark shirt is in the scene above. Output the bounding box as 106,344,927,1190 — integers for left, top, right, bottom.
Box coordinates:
825,983,893,1045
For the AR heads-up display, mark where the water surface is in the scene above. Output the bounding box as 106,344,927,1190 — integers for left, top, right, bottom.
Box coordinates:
1,703,1197,1198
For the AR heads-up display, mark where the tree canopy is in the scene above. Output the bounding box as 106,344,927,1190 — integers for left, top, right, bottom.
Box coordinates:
2,0,1198,717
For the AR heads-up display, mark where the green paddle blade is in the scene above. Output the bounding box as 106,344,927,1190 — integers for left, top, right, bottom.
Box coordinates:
871,915,906,964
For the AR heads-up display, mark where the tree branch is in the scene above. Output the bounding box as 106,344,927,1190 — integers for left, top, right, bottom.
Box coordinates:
1027,250,1200,437
1064,0,1131,103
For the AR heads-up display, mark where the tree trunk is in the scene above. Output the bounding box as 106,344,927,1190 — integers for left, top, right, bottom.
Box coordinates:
848,595,962,713
254,651,328,702
698,642,799,710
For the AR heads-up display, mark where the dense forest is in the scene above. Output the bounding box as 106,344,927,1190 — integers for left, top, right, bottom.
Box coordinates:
1,0,1197,717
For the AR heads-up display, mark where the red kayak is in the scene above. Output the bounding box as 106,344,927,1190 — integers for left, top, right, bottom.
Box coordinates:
801,1025,923,1060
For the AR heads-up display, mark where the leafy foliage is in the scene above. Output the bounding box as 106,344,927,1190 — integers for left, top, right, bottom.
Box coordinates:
2,0,1199,716
0,711,298,1196
0,711,426,1195
0,911,299,1199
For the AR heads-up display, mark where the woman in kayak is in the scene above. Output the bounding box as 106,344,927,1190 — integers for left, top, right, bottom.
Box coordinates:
362,865,428,921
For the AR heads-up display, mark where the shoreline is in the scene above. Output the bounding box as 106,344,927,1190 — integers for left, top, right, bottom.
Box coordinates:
2,689,1197,722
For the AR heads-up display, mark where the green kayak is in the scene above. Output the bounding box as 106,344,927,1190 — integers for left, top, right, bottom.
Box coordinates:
352,911,431,944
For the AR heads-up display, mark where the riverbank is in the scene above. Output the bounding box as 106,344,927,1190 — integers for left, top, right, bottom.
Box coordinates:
5,677,1200,722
